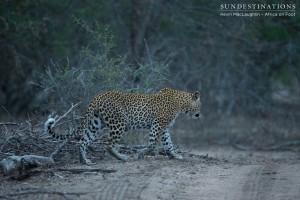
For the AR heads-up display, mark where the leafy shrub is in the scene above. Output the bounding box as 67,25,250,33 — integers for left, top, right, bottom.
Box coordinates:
36,20,170,114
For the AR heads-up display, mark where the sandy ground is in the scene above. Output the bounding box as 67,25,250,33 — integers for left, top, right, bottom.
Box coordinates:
1,146,300,200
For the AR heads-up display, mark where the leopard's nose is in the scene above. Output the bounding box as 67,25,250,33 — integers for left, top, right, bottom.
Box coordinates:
195,113,200,118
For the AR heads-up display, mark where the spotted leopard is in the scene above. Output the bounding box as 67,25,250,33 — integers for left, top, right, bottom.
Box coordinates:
44,88,202,165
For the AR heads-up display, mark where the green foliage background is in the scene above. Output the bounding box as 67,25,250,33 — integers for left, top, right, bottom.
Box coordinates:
0,0,299,117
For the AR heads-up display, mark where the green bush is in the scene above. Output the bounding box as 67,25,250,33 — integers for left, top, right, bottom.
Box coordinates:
36,20,170,114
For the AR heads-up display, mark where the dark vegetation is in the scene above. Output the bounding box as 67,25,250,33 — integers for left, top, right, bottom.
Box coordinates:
0,0,300,170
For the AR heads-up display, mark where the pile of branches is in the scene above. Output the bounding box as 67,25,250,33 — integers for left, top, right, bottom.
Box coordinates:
0,113,77,179
0,104,102,180
0,119,56,162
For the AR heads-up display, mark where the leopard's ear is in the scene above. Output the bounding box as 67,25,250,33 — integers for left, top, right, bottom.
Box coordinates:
192,91,200,100
159,88,171,93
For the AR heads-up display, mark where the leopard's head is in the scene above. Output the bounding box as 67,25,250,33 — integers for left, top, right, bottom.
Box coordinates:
185,91,202,119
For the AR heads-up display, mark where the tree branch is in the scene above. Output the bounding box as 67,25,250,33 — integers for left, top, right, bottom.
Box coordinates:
50,102,81,127
0,122,19,126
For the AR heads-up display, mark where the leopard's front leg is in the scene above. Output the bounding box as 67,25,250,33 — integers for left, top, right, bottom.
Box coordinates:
161,129,183,159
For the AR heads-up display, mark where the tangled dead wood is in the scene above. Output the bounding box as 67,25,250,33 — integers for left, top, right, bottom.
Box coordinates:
0,103,80,180
0,103,121,180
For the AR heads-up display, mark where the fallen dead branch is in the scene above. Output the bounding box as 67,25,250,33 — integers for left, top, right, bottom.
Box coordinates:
57,167,117,174
0,122,19,126
269,140,300,151
0,155,55,180
232,140,300,152
117,144,213,161
0,189,88,200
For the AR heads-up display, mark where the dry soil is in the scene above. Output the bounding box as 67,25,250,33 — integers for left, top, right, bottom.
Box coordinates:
0,146,300,200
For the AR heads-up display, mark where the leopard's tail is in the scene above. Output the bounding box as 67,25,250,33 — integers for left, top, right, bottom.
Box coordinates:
44,118,78,140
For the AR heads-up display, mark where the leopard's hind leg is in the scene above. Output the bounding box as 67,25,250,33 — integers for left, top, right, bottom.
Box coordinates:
78,113,104,165
138,119,161,159
106,120,128,161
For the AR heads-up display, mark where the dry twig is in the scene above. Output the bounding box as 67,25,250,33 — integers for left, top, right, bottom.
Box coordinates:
48,102,81,127
50,138,72,159
0,122,19,126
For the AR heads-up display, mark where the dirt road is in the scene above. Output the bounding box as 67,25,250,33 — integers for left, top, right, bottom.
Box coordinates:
1,146,300,200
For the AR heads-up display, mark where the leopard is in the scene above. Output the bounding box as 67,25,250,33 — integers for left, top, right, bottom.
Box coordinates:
44,88,202,165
